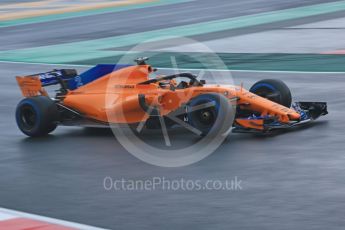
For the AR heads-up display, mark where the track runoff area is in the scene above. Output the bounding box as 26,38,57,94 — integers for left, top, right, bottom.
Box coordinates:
0,207,106,229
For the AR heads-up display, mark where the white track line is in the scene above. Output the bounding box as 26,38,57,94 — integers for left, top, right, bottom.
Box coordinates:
0,60,345,74
0,211,16,221
0,207,108,230
159,67,345,74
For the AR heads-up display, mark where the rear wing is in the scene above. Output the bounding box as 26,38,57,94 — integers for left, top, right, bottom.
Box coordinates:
16,69,77,97
16,75,48,97
16,64,131,98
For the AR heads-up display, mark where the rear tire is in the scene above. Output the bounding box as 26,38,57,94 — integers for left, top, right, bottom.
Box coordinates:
249,79,292,107
16,96,58,137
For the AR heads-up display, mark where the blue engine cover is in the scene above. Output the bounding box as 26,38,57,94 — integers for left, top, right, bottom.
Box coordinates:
66,64,131,90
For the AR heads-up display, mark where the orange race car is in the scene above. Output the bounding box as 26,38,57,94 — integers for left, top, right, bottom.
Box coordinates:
15,57,327,137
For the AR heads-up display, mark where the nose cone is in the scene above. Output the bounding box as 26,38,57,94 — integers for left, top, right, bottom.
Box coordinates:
288,112,301,120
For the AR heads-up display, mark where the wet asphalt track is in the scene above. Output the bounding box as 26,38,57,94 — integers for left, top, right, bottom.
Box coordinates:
1,62,344,229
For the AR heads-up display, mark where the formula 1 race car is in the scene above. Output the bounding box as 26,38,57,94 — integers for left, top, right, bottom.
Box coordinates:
15,57,327,137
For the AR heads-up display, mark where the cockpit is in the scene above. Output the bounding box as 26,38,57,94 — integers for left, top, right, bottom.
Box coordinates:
138,72,205,90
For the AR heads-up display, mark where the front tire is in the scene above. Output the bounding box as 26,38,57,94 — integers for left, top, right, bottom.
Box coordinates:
16,96,58,137
249,79,292,107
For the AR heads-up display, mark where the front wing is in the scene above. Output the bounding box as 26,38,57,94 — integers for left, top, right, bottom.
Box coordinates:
233,102,328,133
